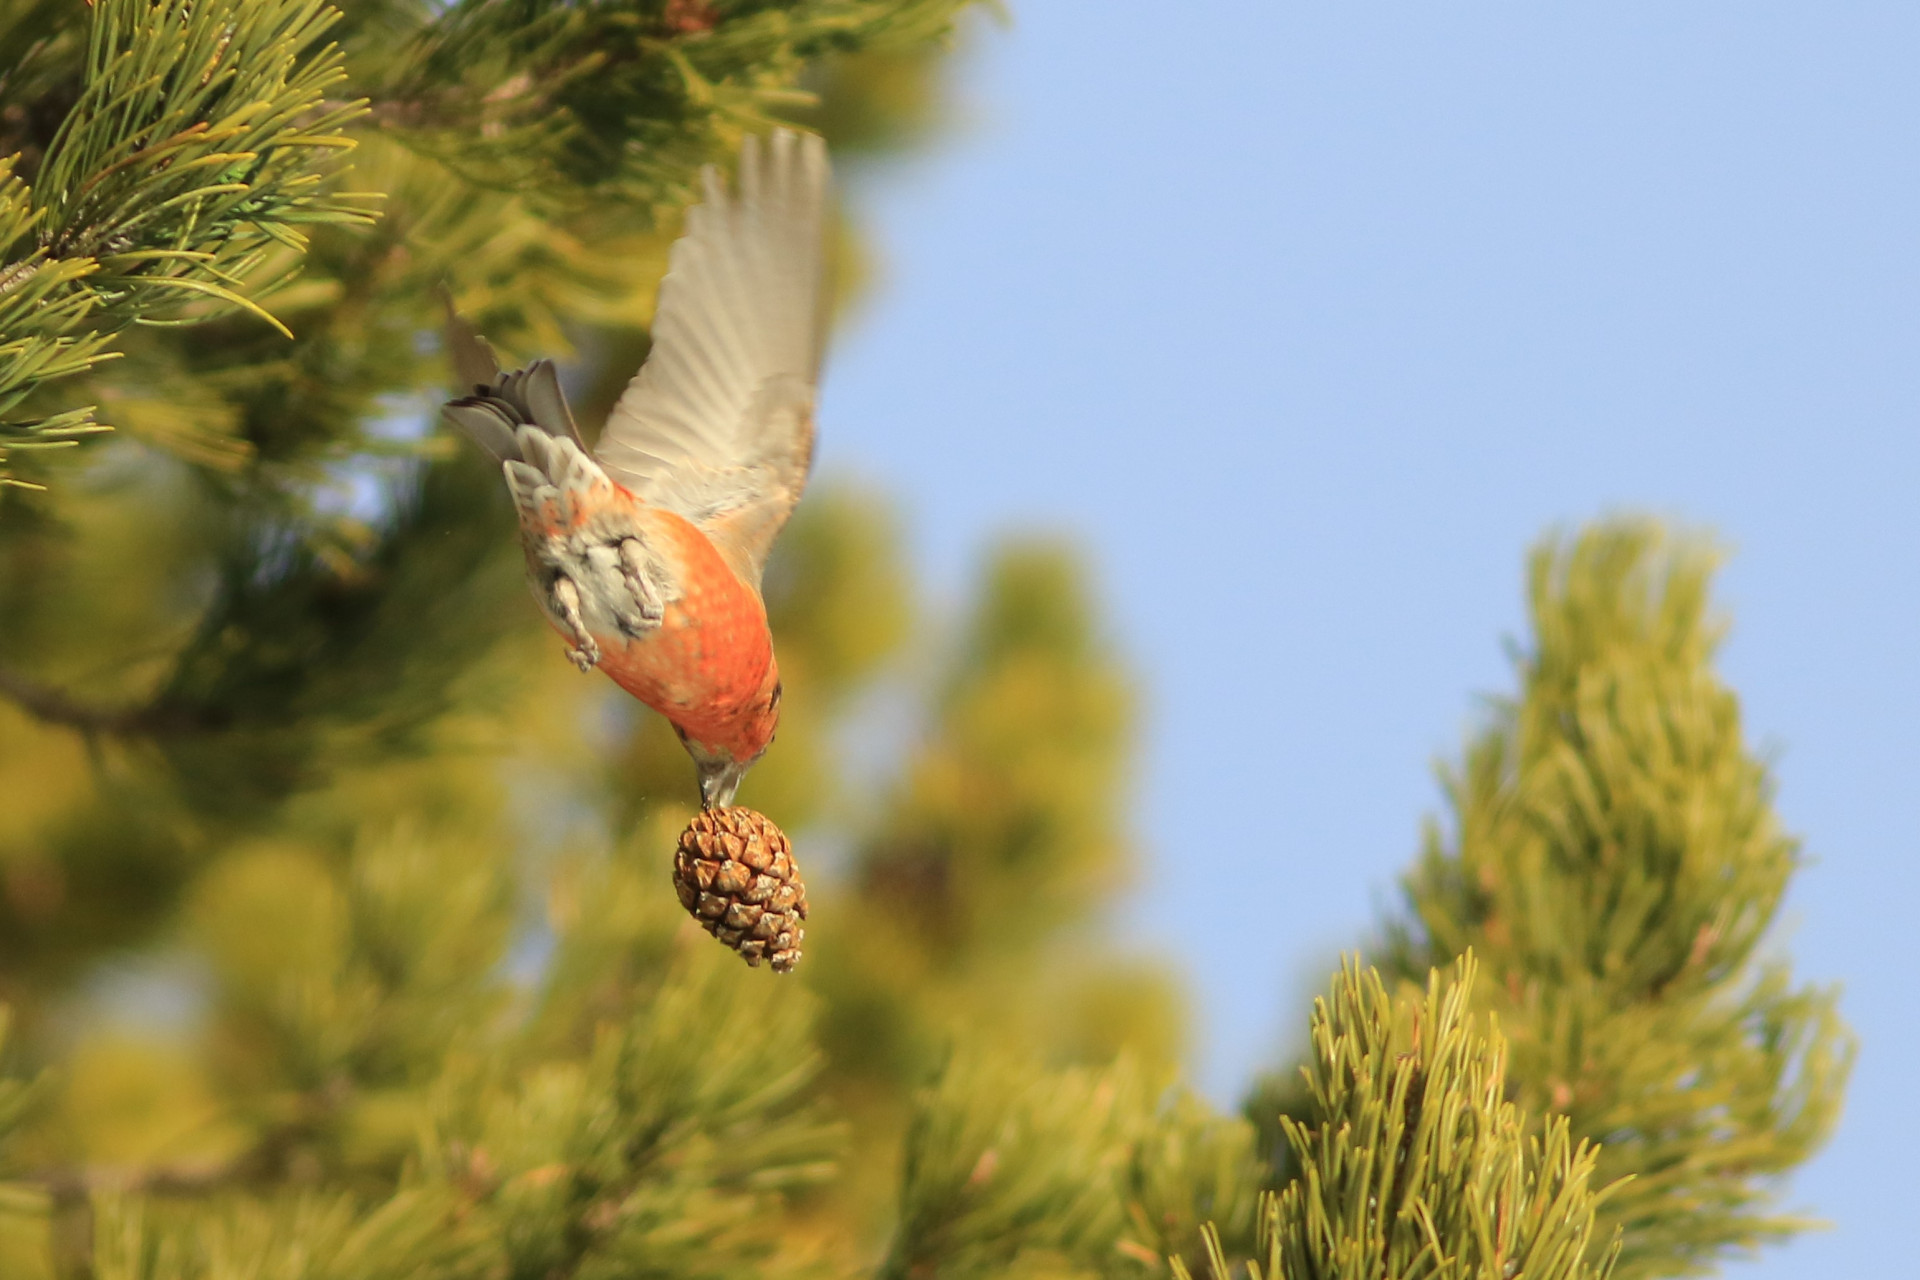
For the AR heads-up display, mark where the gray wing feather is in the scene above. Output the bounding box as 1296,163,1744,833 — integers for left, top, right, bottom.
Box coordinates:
594,129,830,584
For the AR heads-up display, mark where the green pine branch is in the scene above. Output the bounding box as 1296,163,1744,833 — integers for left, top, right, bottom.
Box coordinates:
0,0,373,487
880,1053,1143,1279
877,1049,1261,1279
1382,520,1854,1279
879,958,1616,1280
19,813,839,1280
372,0,977,217
1185,956,1619,1280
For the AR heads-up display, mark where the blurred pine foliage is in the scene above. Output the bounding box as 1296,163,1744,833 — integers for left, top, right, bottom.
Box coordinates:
0,4,1848,1279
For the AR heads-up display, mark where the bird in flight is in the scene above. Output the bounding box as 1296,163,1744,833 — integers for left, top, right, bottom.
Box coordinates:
442,130,828,809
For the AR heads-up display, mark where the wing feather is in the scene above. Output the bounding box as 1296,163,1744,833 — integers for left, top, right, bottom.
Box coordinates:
594,129,829,587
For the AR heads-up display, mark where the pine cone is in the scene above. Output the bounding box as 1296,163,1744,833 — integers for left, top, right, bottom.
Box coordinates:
672,807,808,973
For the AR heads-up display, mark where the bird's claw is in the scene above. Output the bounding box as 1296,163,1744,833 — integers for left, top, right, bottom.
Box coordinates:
551,575,600,671
618,537,666,626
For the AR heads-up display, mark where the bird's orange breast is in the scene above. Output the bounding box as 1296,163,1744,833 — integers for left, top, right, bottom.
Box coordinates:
585,505,775,752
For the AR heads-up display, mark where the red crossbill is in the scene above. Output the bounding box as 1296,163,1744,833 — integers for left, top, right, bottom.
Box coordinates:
442,130,828,809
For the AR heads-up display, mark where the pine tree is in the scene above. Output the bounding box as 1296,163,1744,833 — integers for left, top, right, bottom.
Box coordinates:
1378,522,1853,1279
0,4,1851,1280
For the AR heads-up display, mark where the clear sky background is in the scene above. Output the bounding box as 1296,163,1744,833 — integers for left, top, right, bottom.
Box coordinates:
816,5,1917,1276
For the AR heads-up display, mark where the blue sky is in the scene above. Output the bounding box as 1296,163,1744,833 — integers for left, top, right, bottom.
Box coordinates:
818,4,1919,1275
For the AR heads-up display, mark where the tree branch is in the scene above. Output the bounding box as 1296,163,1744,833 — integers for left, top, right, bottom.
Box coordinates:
0,663,169,735
35,1155,247,1208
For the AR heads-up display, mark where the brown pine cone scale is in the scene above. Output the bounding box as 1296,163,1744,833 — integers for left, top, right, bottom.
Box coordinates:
672,807,808,973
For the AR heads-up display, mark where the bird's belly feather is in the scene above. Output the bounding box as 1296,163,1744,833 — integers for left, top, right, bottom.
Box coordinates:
524,499,773,740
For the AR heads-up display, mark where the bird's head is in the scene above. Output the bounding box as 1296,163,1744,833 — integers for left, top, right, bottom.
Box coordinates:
675,671,783,809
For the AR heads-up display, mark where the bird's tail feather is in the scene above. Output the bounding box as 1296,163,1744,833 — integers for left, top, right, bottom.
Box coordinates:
440,297,586,463
442,360,586,464
440,288,503,392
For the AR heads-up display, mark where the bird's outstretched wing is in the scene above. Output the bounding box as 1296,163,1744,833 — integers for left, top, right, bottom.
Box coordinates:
593,129,830,590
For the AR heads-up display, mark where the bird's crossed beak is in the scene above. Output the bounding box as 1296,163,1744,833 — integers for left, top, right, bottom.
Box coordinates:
696,755,753,810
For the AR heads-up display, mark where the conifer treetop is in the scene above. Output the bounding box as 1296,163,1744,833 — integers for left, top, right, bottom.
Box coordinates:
1386,519,1854,1278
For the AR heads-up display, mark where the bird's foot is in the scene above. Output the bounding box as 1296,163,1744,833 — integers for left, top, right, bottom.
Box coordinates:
551,575,601,671
618,537,666,626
